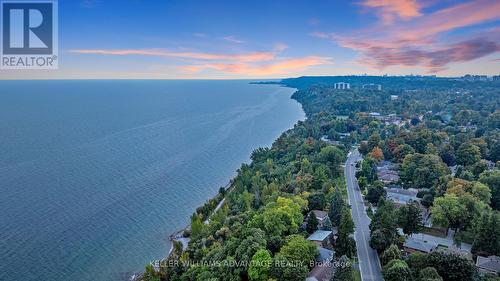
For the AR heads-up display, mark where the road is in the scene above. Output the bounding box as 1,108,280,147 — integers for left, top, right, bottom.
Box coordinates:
345,150,383,281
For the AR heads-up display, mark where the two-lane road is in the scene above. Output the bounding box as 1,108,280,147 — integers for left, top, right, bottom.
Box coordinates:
345,150,383,281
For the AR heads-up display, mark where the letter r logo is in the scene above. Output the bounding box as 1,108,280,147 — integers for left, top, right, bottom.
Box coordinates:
2,2,53,54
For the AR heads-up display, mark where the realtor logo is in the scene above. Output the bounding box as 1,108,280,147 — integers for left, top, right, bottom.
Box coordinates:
1,0,58,69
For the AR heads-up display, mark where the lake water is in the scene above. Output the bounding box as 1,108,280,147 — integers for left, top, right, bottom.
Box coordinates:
0,80,304,281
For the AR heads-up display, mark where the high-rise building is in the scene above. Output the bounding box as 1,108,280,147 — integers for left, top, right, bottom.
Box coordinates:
334,82,350,90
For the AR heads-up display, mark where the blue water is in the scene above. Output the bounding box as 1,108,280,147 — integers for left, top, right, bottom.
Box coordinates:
0,80,304,281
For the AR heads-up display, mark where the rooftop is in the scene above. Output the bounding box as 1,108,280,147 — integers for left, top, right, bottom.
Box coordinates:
476,255,500,273
312,210,328,220
403,237,437,253
317,247,334,263
307,230,332,242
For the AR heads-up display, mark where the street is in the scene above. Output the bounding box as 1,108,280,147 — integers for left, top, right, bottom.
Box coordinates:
345,150,383,281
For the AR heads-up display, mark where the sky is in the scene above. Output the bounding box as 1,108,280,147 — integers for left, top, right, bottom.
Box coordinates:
1,0,499,79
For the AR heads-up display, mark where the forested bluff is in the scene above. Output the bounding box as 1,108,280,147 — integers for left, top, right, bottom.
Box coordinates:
141,76,500,281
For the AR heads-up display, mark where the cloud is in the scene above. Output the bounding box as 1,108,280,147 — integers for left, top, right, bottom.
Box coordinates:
357,37,500,72
360,0,422,24
70,49,277,62
314,0,500,71
223,36,244,44
310,31,330,39
179,56,332,76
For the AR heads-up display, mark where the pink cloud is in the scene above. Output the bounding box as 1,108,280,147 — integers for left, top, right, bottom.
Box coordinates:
180,56,332,76
70,49,276,62
315,0,500,71
360,0,422,24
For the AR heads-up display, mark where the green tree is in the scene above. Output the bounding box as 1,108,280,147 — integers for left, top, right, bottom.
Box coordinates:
381,244,401,265
332,255,353,281
397,200,423,236
431,194,466,231
456,143,481,166
383,259,412,281
248,249,272,281
480,170,500,210
366,181,387,204
235,228,267,265
320,146,344,176
191,214,204,238
308,192,326,210
419,267,443,281
306,211,319,234
335,207,356,257
427,251,476,281
329,188,344,227
279,235,318,264
270,253,309,281
401,153,448,189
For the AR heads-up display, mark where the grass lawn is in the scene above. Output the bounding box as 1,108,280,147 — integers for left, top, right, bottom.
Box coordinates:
353,269,362,281
421,226,447,238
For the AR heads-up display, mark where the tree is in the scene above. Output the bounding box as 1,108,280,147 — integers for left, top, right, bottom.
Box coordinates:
270,253,309,281
421,194,434,208
381,244,401,265
369,147,384,162
279,235,318,264
251,196,307,237
370,200,398,252
419,267,443,281
321,217,333,231
427,251,476,281
480,170,500,210
383,259,412,281
191,214,204,238
235,228,267,265
332,255,352,281
456,143,481,166
329,188,344,227
439,144,456,166
401,153,448,189
308,192,326,210
320,146,344,176
472,210,500,256
431,194,466,231
366,181,387,204
306,212,319,234
397,200,423,236
248,249,272,281
335,207,356,258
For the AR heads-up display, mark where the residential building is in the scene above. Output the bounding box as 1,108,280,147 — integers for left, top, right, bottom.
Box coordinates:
386,188,419,206
309,210,329,228
476,255,500,276
390,95,399,100
403,237,437,254
362,83,382,91
334,82,350,90
307,230,333,247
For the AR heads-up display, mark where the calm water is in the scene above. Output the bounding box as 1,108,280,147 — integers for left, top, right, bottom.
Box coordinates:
0,80,304,281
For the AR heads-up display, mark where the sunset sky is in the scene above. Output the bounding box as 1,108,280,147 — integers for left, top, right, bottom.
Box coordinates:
2,0,500,79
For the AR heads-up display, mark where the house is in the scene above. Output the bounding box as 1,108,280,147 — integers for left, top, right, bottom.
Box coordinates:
334,82,350,90
403,237,437,254
307,230,333,247
362,83,382,91
317,247,334,263
378,170,400,184
476,255,500,276
310,210,329,228
390,95,399,100
306,263,333,281
386,188,419,206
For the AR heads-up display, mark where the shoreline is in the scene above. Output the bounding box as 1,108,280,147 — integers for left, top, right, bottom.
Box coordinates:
131,82,302,281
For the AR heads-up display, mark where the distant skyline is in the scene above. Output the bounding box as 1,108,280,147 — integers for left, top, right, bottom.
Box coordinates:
1,0,499,79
